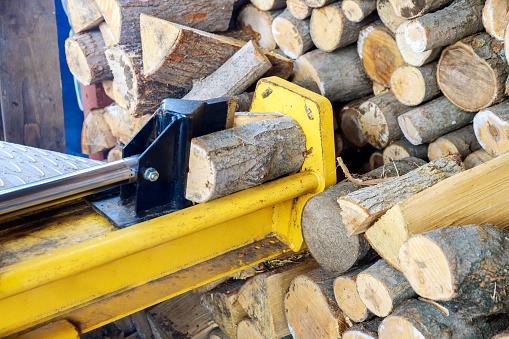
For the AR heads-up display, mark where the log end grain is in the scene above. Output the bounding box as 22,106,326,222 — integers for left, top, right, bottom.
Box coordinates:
473,109,509,156
333,276,370,323
356,273,395,317
342,0,365,22
97,0,122,44
287,0,312,20
404,20,428,53
340,108,368,147
237,5,278,51
378,314,427,339
309,4,345,52
482,0,509,41
398,114,423,145
377,0,406,33
236,318,264,339
383,140,428,163
396,21,441,67
65,37,94,85
272,14,309,59
390,65,427,106
463,150,496,169
251,0,286,11
67,0,103,33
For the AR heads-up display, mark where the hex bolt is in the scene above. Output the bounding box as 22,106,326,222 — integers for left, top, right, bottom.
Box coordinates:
143,167,159,182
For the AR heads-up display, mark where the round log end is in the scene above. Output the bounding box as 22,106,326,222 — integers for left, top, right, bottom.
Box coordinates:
65,37,93,86
251,0,281,11
370,151,384,169
310,5,345,52
337,199,372,235
272,16,306,59
287,0,312,20
383,143,412,163
105,47,138,115
473,110,509,156
463,150,495,169
185,141,215,203
334,277,369,322
379,315,426,339
391,65,426,106
356,273,394,317
342,0,364,22
398,115,423,145
340,109,368,147
427,138,460,161
358,101,391,149
404,21,427,53
237,5,278,51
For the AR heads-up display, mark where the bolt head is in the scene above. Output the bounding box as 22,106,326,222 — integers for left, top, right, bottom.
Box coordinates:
143,168,159,182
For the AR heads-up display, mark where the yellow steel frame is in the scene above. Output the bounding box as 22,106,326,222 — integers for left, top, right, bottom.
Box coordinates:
0,77,335,337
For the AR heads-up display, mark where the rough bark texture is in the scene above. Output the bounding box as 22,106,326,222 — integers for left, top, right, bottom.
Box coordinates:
293,47,373,102
473,100,509,156
343,318,381,339
396,21,441,67
483,0,509,41
357,92,413,149
102,105,150,145
287,0,312,19
339,96,373,147
357,21,405,87
376,0,405,33
301,158,425,272
389,0,453,19
398,96,475,145
236,92,254,111
251,0,287,11
304,0,337,7
342,0,377,22
65,30,112,86
337,156,463,235
310,3,377,52
67,0,103,33
463,150,496,169
390,63,441,106
237,5,283,50
437,32,508,112
292,77,321,93
81,107,117,154
383,139,429,163
285,269,349,339
357,259,416,317
428,124,481,160
272,10,313,59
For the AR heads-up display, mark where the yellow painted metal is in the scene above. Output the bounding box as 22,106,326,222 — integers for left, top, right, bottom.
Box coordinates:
17,320,78,339
0,77,335,337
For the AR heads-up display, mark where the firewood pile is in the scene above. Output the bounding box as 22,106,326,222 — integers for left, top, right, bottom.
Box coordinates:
65,0,509,337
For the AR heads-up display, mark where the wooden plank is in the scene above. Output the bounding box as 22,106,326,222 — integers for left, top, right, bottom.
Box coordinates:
0,0,66,152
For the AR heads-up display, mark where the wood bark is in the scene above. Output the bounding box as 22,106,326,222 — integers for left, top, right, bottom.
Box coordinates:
293,46,373,102
437,32,508,112
356,259,416,317
237,259,319,339
357,21,405,87
301,158,424,272
395,21,441,67
66,0,103,33
304,0,337,7
483,0,509,41
473,100,509,156
389,0,453,19
185,116,306,203
339,97,373,147
236,92,254,111
140,15,293,87
463,150,496,169
342,0,377,22
404,0,484,53
342,318,381,339
292,78,321,93
428,124,481,160
310,3,376,52
382,139,429,163
107,145,123,162
102,105,150,145
494,327,509,339
376,0,405,33
357,92,413,149
379,299,509,339
399,225,509,317
65,30,112,86
369,151,384,170
398,96,475,145
337,156,462,235
285,268,349,339
287,0,312,19
272,10,313,59
81,107,117,154
237,5,283,50
390,62,441,106
251,0,287,11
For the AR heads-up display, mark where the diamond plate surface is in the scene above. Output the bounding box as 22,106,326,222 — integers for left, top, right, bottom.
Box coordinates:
0,141,102,191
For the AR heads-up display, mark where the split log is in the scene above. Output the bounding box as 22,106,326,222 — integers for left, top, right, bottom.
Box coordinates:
65,30,112,86
236,318,291,339
140,15,293,87
287,0,312,19
66,0,103,34
382,139,428,163
428,124,481,160
201,280,248,338
357,92,412,149
376,0,405,33
473,100,509,156
233,112,283,127
304,0,337,8
272,10,313,59
482,0,509,41
342,318,381,339
333,264,375,323
337,156,462,235
369,151,384,170
250,0,287,11
236,92,254,111
285,268,349,339
102,105,150,145
237,5,283,50
395,21,441,67
358,21,404,87
388,0,453,19
372,82,389,95
208,328,229,339
390,63,440,106
338,97,372,147
356,259,416,317
293,47,373,102
107,145,123,162
237,259,319,339
404,0,484,53
102,80,115,101
463,150,496,169
379,299,509,339
111,81,127,110
301,158,425,272
310,2,376,52
183,41,271,100
398,96,475,145
399,225,509,317
98,22,116,47
437,33,508,112
81,107,117,154
186,116,305,203
94,0,235,45
342,0,377,22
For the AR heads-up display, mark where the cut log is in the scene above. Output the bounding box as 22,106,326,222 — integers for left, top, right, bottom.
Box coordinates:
304,0,337,7
102,80,115,101
94,0,235,45
376,0,405,33
201,279,248,338
342,0,377,22
337,156,462,235
333,264,375,323
356,259,416,317
357,21,405,87
272,10,313,59
399,225,509,317
107,144,123,162
250,0,287,11
208,328,229,339
482,0,509,41
65,30,112,86
140,15,293,87
494,327,509,339
398,96,475,145
237,5,283,50
382,139,428,163
237,259,319,339
293,47,373,102
98,22,116,47
233,112,284,127
236,318,264,339
292,77,320,93
390,63,440,106
343,318,381,339
287,0,312,19
369,151,384,170
389,0,453,19
310,3,376,52
428,124,481,160
183,41,271,100
81,107,117,154
357,92,412,149
395,21,441,67
236,92,254,111
372,82,389,96
186,116,305,203
379,299,509,339
111,81,127,110
437,33,508,112
339,97,373,147
285,268,349,339
301,158,425,272
66,0,103,33
463,150,496,169
404,0,484,54
102,105,150,145
473,100,509,156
